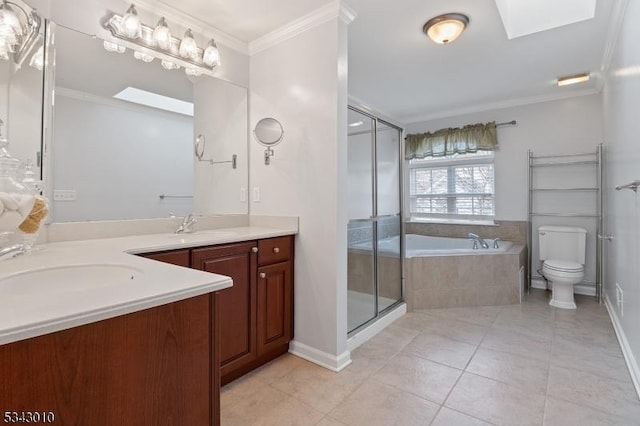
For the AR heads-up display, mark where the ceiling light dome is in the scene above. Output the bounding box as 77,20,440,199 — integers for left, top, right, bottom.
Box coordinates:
423,13,469,45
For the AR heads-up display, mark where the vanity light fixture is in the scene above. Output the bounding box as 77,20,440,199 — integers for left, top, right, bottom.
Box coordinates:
152,17,171,50
121,4,141,39
202,39,220,67
557,72,590,87
103,3,221,76
423,13,469,44
0,0,41,64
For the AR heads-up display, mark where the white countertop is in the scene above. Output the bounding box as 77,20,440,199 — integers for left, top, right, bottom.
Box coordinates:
0,225,297,345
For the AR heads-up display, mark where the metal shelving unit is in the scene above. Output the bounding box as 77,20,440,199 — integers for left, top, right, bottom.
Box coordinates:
527,145,603,302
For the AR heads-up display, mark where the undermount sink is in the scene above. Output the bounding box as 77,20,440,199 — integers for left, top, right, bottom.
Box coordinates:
0,264,143,293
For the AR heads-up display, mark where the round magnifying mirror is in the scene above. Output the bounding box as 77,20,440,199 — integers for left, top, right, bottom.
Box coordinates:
253,118,284,147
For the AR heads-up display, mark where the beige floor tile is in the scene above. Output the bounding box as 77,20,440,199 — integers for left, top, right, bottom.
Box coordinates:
417,305,504,326
249,353,317,385
270,361,366,413
316,416,348,426
481,327,552,362
553,325,622,359
372,353,462,404
402,332,478,369
221,372,270,410
222,382,325,426
395,312,489,345
492,305,555,339
329,380,439,426
547,365,640,421
445,373,546,426
543,398,632,426
431,407,494,426
551,341,632,383
466,347,549,394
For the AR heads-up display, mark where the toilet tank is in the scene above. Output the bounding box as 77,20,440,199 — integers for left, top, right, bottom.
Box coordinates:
538,226,587,264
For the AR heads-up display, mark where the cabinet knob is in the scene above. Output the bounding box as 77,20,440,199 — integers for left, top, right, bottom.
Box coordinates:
273,247,280,253
252,247,258,253
259,272,266,279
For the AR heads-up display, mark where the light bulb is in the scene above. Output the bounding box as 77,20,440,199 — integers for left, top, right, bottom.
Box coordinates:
0,3,22,37
152,17,171,50
202,39,220,67
179,29,198,60
121,4,141,39
133,50,154,63
103,40,126,53
161,60,180,70
185,67,202,76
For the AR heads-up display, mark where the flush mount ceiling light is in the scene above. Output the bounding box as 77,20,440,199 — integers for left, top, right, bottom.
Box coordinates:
557,72,590,87
423,13,469,45
103,3,222,76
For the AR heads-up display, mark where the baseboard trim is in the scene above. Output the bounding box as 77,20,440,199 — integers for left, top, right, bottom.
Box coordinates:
531,279,596,296
604,293,640,399
347,302,407,352
288,340,352,372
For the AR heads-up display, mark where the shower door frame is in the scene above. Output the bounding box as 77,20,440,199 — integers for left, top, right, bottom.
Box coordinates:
347,104,406,336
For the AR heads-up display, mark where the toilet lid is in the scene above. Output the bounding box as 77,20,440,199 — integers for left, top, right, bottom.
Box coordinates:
544,260,583,273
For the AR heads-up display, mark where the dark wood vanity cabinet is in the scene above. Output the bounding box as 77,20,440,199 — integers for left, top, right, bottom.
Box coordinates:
141,235,295,385
192,242,259,382
0,294,220,426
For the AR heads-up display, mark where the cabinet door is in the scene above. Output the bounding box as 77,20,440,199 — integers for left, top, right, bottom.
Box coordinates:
192,242,257,376
257,261,293,356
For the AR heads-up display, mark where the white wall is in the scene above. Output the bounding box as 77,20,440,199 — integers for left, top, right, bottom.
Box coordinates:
602,0,640,393
52,93,193,222
250,17,350,368
406,95,604,221
193,77,248,215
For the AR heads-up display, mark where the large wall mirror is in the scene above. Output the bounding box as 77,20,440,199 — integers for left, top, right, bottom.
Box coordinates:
0,6,44,180
43,22,248,223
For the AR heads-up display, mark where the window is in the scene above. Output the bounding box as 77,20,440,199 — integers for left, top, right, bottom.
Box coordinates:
409,151,495,222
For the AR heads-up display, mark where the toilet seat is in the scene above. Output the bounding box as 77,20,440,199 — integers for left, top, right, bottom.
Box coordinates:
543,259,584,274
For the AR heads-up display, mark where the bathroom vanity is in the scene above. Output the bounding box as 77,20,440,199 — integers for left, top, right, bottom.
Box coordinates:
142,234,294,384
0,224,296,426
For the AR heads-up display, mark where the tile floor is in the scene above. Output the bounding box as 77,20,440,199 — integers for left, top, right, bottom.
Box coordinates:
221,290,640,425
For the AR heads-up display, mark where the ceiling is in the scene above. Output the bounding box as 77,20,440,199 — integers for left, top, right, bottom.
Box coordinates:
160,0,617,123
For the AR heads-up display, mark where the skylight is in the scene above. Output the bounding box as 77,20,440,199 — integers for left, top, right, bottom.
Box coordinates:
494,0,596,39
113,87,194,116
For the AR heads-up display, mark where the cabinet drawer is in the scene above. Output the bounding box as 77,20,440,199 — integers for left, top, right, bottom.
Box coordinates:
258,236,293,266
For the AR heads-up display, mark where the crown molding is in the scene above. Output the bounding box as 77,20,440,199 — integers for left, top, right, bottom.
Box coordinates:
133,0,249,55
401,87,601,124
249,1,357,55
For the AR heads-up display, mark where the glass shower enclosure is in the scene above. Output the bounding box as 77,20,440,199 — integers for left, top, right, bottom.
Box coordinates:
347,106,403,334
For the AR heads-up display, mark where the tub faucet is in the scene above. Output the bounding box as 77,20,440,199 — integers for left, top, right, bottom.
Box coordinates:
493,238,501,249
468,233,489,249
175,213,197,234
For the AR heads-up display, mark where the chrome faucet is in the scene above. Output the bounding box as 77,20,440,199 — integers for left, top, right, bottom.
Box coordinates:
0,244,27,261
468,233,489,249
175,213,197,234
493,238,501,249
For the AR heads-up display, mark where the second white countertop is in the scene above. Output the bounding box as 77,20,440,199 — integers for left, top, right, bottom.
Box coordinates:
0,225,297,346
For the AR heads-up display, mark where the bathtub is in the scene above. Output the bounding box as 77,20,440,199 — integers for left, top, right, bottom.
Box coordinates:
404,234,512,257
350,234,512,257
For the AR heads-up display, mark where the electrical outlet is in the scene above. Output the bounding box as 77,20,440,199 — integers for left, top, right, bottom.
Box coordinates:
53,189,77,201
253,187,260,202
616,283,624,317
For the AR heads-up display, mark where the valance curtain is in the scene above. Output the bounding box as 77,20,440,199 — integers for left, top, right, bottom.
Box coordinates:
405,121,498,159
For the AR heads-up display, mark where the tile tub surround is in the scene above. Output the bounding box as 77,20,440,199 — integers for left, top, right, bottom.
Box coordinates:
221,291,640,425
406,220,527,245
406,244,526,310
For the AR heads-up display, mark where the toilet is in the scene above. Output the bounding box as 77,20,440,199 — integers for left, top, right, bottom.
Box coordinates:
538,225,587,309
